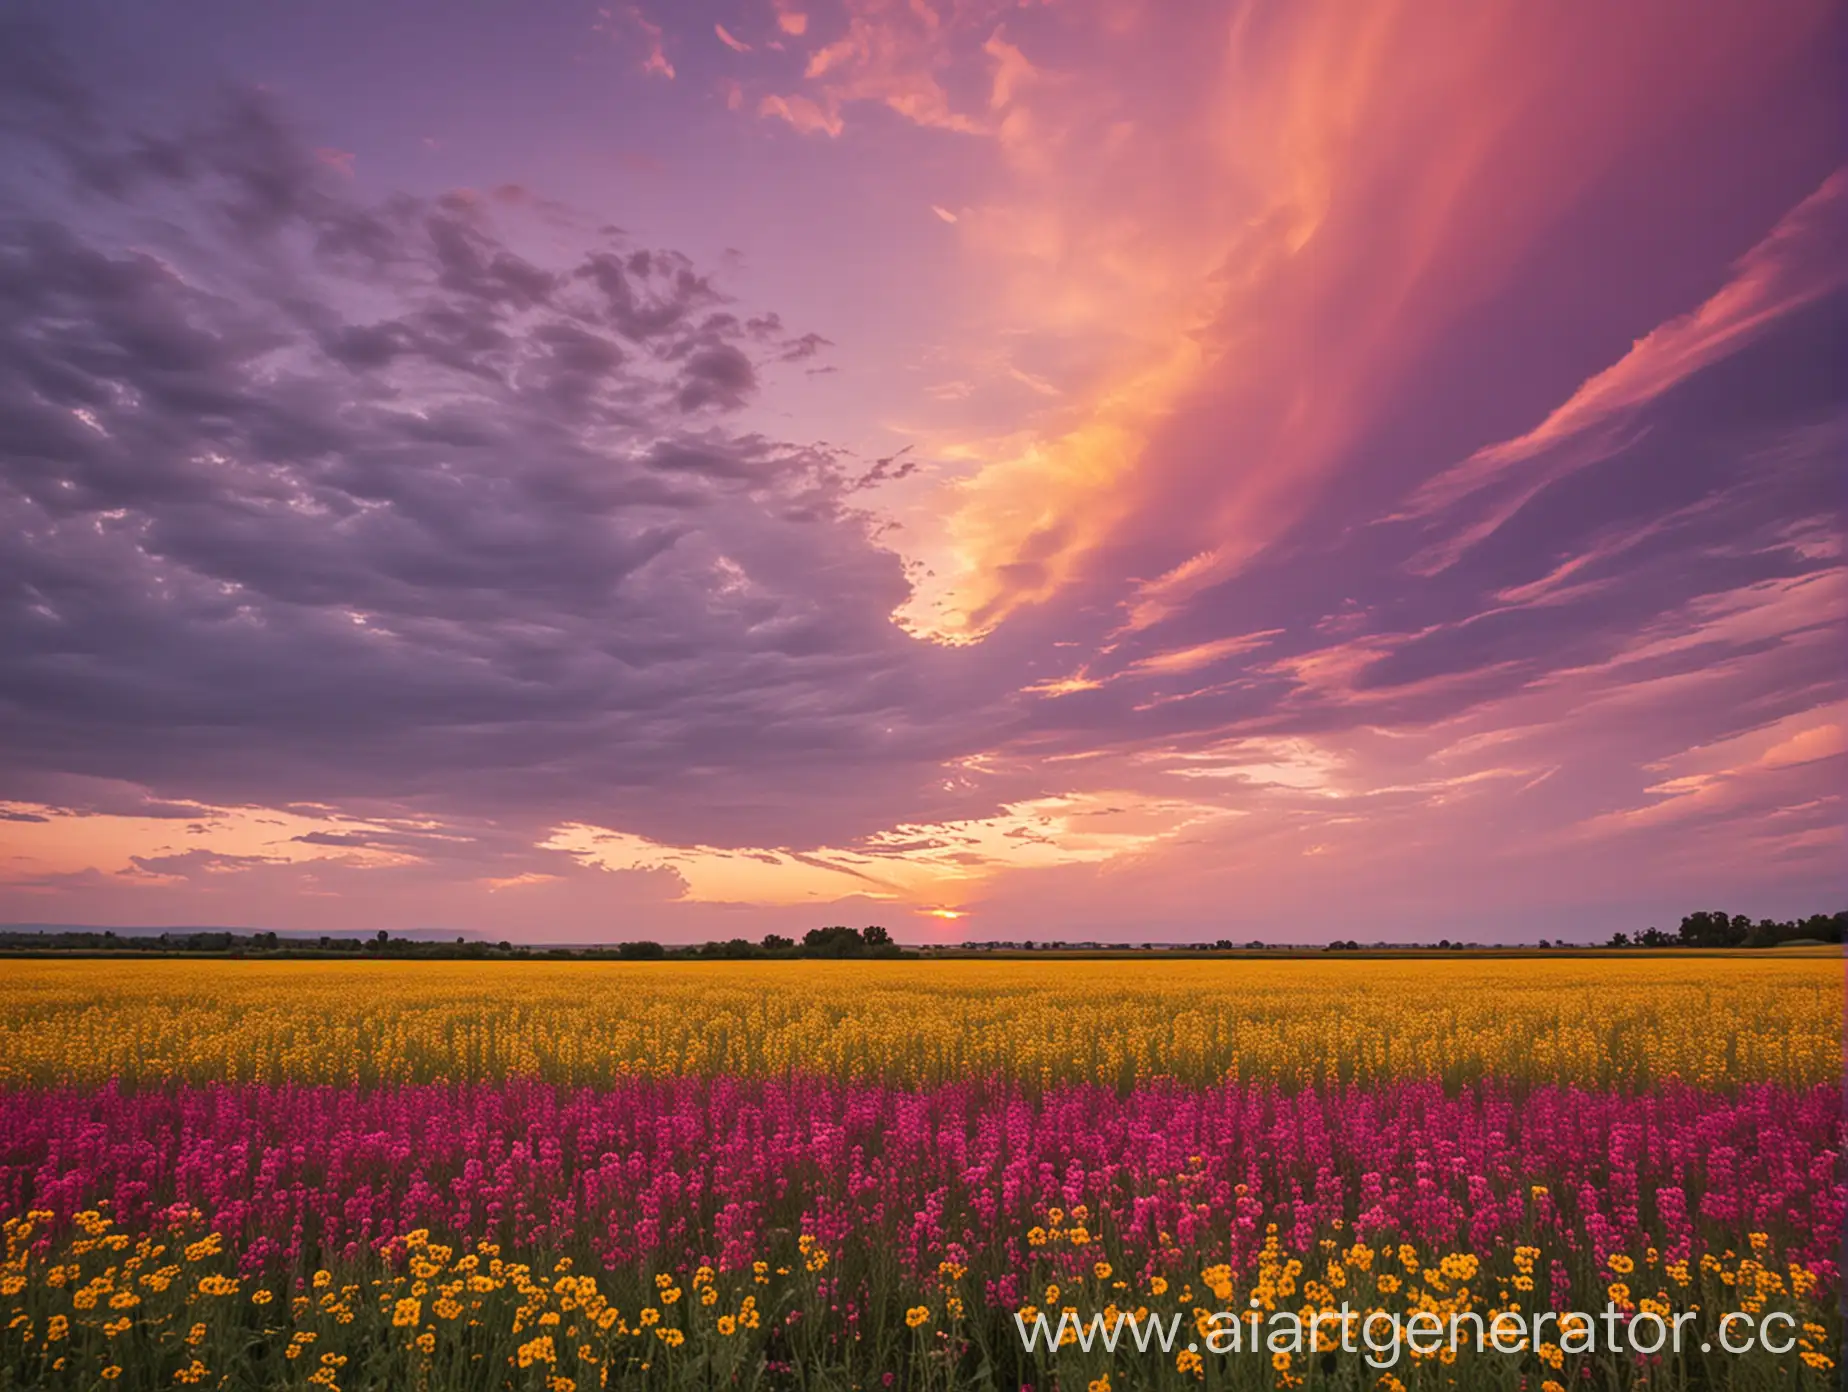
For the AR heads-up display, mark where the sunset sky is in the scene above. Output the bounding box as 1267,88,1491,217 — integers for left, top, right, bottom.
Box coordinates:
0,0,1841,942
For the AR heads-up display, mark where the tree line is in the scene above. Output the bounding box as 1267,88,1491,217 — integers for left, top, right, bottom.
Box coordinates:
0,924,909,960
1599,910,1844,949
0,912,1839,957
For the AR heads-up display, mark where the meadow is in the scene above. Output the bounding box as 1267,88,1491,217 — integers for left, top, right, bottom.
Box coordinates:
0,956,1839,1390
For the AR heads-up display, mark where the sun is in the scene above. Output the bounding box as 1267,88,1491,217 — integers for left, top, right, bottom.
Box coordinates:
921,907,966,921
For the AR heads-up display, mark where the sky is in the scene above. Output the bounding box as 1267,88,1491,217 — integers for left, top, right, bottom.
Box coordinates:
0,0,1842,944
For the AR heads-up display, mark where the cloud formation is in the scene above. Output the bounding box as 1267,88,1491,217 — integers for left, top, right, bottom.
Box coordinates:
0,40,1002,856
0,7,1841,940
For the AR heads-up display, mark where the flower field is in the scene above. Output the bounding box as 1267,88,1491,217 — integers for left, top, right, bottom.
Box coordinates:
0,957,1840,1390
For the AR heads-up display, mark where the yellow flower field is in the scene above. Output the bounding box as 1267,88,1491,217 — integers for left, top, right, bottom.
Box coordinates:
0,954,1836,1090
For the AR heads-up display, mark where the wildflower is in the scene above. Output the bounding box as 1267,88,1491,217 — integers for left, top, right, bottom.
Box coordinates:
906,1306,930,1329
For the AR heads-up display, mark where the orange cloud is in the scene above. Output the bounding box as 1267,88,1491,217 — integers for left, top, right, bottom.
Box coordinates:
757,0,988,138
1401,168,1847,575
831,0,1837,642
546,788,1226,906
774,1,808,37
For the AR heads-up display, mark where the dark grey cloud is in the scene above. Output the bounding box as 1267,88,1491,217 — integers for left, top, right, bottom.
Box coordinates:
0,46,1018,848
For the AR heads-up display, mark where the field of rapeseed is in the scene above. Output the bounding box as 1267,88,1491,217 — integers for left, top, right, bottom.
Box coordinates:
0,956,1840,1390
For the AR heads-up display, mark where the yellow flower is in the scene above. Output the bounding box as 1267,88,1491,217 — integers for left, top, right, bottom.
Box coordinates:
717,1314,737,1336
1094,1261,1113,1280
415,1331,436,1354
101,1369,122,1382
1175,1348,1203,1376
393,1297,422,1327
906,1306,930,1329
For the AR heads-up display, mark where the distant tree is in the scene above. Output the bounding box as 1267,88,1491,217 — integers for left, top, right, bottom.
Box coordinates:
862,925,892,947
1245,940,1264,950
803,925,866,957
761,933,794,950
1608,931,1630,947
1436,939,1451,950
617,940,665,959
1677,911,1740,948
